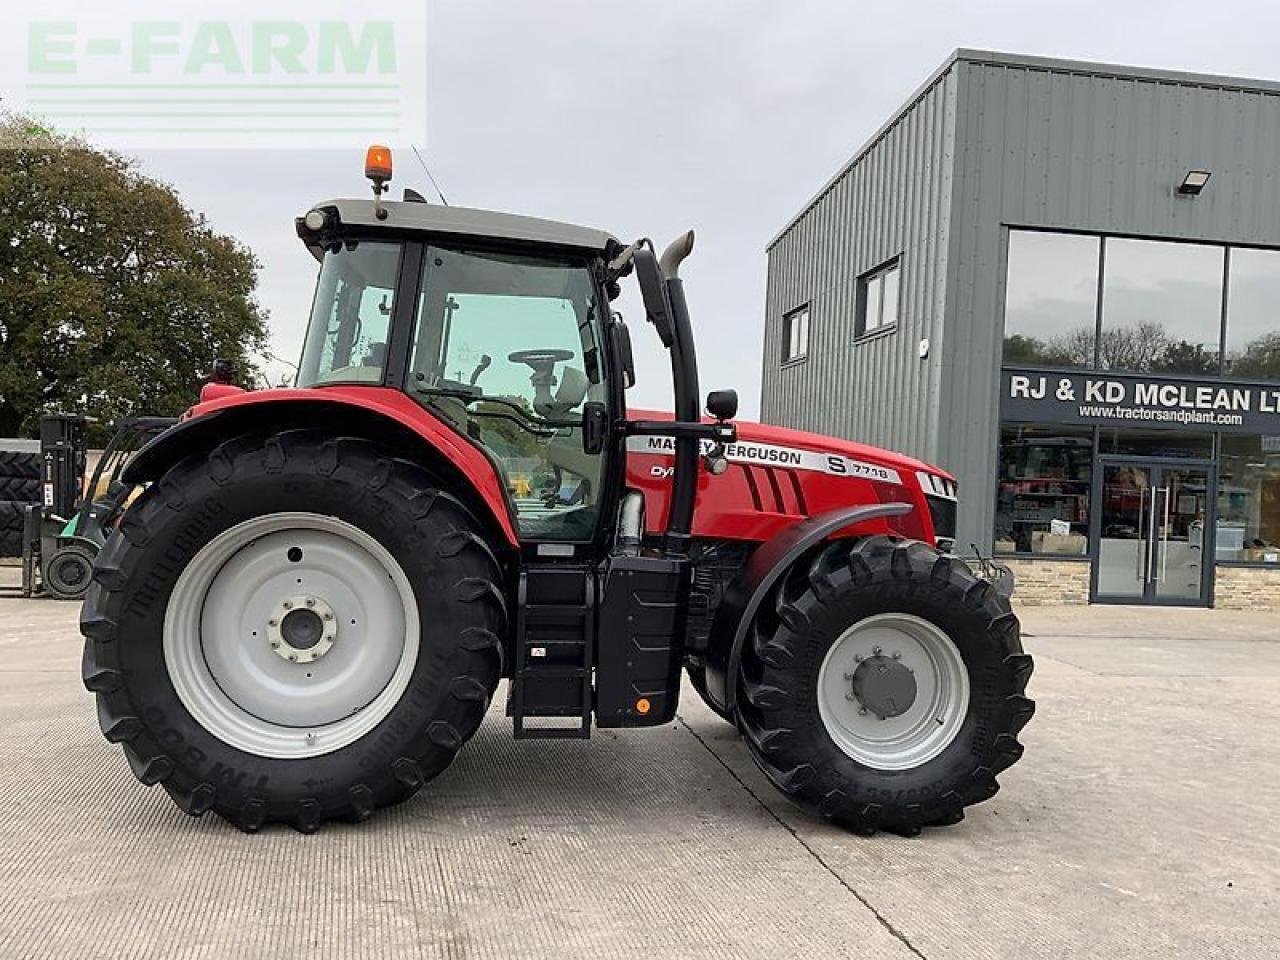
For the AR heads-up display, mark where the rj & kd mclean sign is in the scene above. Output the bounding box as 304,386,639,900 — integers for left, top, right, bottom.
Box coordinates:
1001,368,1280,434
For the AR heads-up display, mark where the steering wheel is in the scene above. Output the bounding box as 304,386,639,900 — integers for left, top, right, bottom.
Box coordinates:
508,349,574,369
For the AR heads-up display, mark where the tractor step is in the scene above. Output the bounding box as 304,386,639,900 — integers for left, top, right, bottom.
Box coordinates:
510,565,595,740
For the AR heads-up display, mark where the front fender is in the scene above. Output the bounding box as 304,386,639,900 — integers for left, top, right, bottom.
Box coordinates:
122,390,521,548
702,502,914,715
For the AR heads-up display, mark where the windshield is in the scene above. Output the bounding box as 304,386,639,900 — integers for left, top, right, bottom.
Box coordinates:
297,240,402,387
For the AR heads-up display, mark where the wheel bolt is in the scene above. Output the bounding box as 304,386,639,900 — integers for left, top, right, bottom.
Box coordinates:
323,613,333,621
306,598,316,607
843,671,854,681
858,707,868,716
854,654,864,663
892,651,902,660
872,646,882,656
283,601,292,610
270,641,280,649
288,654,297,662
268,619,278,627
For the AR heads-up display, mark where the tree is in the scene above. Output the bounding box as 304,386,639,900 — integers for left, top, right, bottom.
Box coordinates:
1228,332,1280,380
0,115,267,441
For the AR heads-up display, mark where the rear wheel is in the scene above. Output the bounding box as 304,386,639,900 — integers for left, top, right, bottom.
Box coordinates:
736,535,1034,836
80,432,506,832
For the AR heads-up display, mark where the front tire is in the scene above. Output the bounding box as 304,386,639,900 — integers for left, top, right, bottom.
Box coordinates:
736,536,1034,836
80,432,506,832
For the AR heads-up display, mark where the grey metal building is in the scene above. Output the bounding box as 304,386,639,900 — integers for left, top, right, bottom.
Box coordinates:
761,49,1280,606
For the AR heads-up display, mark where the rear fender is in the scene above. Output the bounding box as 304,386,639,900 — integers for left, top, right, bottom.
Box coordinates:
702,502,913,715
123,393,520,548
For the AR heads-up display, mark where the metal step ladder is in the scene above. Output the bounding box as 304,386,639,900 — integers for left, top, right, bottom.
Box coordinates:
510,565,595,739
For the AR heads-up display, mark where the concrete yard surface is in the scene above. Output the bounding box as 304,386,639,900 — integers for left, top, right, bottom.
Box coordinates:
1,570,1277,959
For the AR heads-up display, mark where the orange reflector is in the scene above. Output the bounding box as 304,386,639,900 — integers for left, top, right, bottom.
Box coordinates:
365,144,393,182
635,697,651,715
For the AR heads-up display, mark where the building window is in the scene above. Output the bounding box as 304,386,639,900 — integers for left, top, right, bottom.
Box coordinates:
994,423,1092,555
782,305,809,363
857,259,900,336
1100,238,1224,375
1217,435,1280,563
1225,247,1280,380
1003,230,1099,368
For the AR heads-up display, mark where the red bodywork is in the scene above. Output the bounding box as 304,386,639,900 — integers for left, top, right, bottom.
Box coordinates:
181,389,950,549
625,408,945,545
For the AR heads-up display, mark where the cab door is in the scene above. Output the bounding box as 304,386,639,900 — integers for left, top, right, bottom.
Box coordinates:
406,245,616,551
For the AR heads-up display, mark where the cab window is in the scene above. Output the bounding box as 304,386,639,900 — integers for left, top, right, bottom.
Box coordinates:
297,240,401,386
410,247,607,541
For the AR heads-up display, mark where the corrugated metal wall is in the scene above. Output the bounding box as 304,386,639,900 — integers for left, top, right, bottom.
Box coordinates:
760,64,959,465
944,53,1280,550
763,49,1280,554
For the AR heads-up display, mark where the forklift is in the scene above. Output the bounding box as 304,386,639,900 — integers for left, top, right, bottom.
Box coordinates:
21,415,175,600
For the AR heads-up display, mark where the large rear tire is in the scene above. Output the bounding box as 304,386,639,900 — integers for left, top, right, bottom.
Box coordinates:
736,535,1034,836
80,431,506,832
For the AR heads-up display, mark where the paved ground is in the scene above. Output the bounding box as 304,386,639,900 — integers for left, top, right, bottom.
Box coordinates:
1,566,1277,959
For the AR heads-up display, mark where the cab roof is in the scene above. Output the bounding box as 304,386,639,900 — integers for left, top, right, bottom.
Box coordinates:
298,197,618,261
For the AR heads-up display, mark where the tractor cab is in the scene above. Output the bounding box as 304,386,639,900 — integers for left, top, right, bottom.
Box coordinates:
294,208,620,546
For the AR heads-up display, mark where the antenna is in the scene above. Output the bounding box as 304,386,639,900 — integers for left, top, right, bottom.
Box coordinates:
411,145,450,206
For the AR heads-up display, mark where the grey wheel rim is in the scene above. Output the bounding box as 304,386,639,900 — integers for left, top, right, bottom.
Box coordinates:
816,613,970,771
164,512,419,760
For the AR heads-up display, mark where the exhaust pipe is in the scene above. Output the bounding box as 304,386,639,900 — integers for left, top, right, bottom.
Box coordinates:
658,230,700,557
659,230,695,280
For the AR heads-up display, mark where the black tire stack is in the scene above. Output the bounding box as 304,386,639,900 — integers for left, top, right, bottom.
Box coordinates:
0,450,42,557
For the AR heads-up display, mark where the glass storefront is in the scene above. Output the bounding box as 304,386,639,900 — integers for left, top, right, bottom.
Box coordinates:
999,229,1280,604
1003,230,1280,377
1216,435,1280,562
995,424,1091,556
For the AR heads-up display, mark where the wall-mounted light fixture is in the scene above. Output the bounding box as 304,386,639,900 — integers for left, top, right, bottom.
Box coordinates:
1177,170,1212,196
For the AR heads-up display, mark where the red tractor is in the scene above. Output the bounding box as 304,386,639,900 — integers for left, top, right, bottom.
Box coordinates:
80,149,1033,835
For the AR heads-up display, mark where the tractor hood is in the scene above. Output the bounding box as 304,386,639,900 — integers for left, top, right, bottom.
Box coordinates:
624,408,957,546
627,408,953,483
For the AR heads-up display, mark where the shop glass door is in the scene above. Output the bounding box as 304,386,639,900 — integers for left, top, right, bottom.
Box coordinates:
1094,462,1213,604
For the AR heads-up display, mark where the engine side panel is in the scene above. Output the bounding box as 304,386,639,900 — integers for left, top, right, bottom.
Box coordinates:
625,426,938,544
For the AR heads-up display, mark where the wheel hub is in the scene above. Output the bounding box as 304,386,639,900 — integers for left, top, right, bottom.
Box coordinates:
58,557,89,585
164,513,419,759
817,613,971,771
268,595,337,662
849,654,917,719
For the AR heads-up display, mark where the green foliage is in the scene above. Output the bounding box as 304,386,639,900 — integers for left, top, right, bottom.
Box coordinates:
0,114,268,441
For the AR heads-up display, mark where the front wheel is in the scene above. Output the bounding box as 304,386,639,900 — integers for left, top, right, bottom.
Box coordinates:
736,536,1034,836
80,432,506,832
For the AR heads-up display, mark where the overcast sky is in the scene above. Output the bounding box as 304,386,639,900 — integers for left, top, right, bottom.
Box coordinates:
131,0,1280,419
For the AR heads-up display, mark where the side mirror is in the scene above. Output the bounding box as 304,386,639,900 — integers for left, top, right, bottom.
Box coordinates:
633,246,675,348
610,317,636,388
706,389,738,422
582,401,608,454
